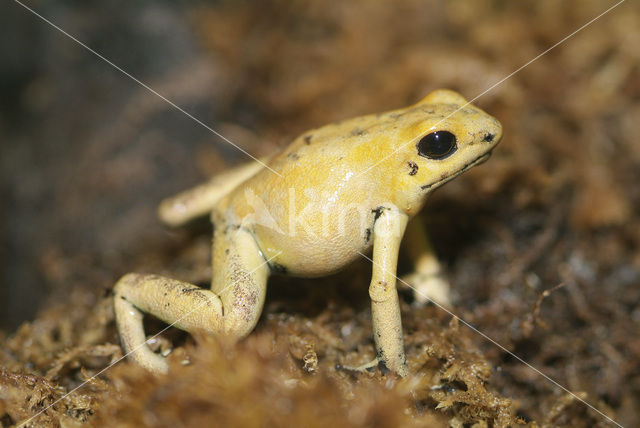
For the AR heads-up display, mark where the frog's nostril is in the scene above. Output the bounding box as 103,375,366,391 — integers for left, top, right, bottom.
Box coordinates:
482,133,495,143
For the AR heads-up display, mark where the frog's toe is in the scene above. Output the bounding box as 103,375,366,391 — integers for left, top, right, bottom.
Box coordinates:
336,358,383,375
336,357,408,377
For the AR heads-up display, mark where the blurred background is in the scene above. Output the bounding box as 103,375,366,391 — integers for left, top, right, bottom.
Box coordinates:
1,0,246,329
1,0,639,426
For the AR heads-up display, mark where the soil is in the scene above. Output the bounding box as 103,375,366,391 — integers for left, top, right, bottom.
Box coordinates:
1,1,639,427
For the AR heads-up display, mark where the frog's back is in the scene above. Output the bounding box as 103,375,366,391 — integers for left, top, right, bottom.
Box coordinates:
216,106,414,221
214,101,442,231
212,107,422,275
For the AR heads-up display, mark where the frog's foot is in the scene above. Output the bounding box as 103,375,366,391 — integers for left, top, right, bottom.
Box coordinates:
401,270,452,308
336,358,384,375
336,357,407,377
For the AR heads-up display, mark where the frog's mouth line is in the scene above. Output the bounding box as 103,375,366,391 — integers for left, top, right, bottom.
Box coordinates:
420,151,492,191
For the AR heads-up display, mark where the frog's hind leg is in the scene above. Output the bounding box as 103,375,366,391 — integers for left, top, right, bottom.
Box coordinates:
400,218,452,307
158,159,266,227
114,274,224,373
113,226,269,373
210,224,270,339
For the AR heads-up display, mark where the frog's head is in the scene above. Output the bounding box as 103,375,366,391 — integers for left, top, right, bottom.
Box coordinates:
392,89,502,214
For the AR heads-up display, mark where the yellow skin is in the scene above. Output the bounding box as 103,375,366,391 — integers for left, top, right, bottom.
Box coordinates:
114,89,502,375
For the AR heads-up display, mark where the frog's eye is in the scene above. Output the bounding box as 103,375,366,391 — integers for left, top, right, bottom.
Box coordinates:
417,131,457,160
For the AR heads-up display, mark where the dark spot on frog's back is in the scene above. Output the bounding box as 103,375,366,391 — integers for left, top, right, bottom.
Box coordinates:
350,127,366,136
287,152,300,160
407,161,418,175
304,134,313,144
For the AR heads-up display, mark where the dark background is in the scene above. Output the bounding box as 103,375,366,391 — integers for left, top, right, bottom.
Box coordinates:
1,0,243,329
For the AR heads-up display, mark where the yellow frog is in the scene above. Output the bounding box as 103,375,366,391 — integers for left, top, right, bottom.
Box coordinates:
114,89,502,376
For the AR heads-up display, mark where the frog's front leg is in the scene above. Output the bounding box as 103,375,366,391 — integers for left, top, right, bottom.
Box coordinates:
342,206,409,376
368,207,409,376
400,219,452,307
113,224,269,373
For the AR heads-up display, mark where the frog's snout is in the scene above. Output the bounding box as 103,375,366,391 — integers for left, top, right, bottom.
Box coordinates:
485,118,503,145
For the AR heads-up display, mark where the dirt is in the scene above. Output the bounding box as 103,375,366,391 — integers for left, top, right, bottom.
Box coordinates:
1,1,639,427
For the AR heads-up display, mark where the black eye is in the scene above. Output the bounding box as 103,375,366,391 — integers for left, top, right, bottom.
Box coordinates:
416,131,457,159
